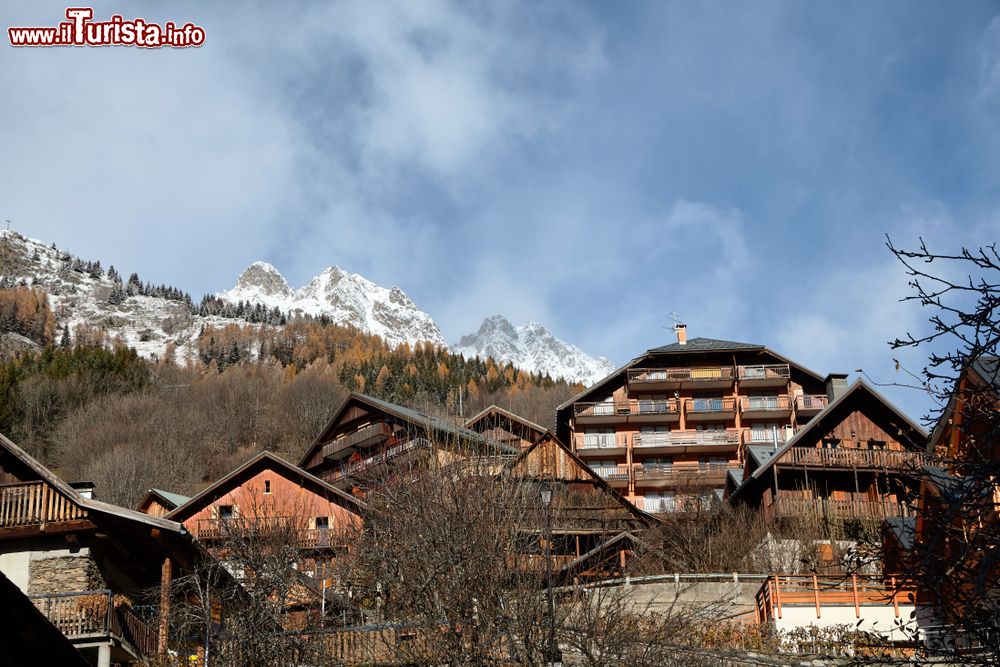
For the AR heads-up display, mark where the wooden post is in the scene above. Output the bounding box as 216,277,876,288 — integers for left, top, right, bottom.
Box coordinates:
813,574,821,618
891,575,899,617
852,574,860,618
774,576,782,619
159,556,172,657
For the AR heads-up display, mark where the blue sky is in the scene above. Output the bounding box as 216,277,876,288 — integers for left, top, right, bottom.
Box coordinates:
3,1,1000,420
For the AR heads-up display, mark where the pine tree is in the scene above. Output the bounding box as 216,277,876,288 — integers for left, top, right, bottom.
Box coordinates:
59,325,71,348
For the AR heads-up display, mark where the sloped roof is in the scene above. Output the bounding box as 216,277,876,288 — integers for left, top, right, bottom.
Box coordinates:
505,432,655,526
167,450,365,522
646,337,765,354
728,380,928,503
884,516,916,551
559,530,653,578
138,488,192,512
300,392,515,467
465,405,547,439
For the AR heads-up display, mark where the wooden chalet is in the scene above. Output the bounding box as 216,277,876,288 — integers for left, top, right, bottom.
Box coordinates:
0,432,205,666
299,392,517,496
727,380,928,530
166,451,364,593
137,487,191,518
503,432,655,580
465,405,547,451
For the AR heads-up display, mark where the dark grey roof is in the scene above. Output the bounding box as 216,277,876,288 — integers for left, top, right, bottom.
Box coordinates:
971,355,1000,392
746,445,780,469
647,337,765,354
355,393,498,446
884,517,916,551
727,468,744,487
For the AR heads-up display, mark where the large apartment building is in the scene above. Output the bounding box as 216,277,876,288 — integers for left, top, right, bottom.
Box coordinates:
555,325,830,514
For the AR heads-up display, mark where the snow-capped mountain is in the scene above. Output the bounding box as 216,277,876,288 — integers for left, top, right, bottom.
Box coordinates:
217,263,444,349
453,315,615,386
0,230,614,384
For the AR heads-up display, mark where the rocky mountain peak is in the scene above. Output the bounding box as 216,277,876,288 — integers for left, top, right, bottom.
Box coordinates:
234,262,293,298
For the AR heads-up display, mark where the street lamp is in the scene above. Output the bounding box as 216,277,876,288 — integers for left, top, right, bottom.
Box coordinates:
540,481,561,665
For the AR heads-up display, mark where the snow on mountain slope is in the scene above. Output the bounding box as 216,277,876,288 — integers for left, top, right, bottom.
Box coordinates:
217,264,445,349
453,315,615,386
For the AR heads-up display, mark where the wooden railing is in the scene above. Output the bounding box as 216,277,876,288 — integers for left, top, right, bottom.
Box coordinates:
327,437,426,481
756,575,914,625
633,430,740,448
577,432,630,450
737,364,790,382
683,397,737,414
780,447,927,470
591,464,631,481
192,517,354,548
573,400,680,418
633,463,729,484
627,367,735,384
795,394,829,412
738,395,791,412
322,423,394,459
30,590,157,659
764,496,912,522
0,481,84,529
742,427,787,446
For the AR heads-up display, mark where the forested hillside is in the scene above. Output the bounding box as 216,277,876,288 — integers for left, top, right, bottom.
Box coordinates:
0,288,581,508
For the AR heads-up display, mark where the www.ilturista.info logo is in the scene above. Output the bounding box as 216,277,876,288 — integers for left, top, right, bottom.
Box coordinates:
8,8,205,48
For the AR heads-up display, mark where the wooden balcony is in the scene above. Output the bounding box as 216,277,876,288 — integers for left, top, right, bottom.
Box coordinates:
575,432,630,454
683,397,737,421
192,516,353,549
633,463,729,487
757,575,915,627
573,400,680,425
736,364,790,388
627,366,735,391
590,464,631,487
0,481,85,533
30,590,157,661
778,447,928,471
742,427,787,447
323,423,394,461
764,496,913,523
327,437,425,482
633,430,740,452
739,395,792,419
795,394,829,416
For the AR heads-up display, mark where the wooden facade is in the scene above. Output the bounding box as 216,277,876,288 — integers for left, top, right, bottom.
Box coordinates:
505,432,654,579
0,432,203,666
166,452,364,591
299,392,515,497
137,488,191,518
728,381,927,533
556,326,829,515
465,405,547,451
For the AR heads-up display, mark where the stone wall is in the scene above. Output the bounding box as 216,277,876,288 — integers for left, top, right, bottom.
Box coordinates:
28,554,105,595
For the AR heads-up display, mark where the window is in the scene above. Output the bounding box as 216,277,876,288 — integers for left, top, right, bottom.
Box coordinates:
263,479,271,494
315,516,330,530
219,505,234,520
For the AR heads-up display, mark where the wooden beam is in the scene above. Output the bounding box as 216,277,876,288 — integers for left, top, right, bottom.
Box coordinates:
0,519,95,540
159,557,172,657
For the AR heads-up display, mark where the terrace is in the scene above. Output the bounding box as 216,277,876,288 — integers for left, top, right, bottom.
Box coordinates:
192,516,354,549
794,394,829,416
573,400,681,425
632,430,740,451
778,447,928,471
736,364,791,388
683,397,738,421
739,395,792,419
763,496,913,523
626,366,736,391
633,462,730,487
322,422,394,461
0,481,86,534
30,590,157,663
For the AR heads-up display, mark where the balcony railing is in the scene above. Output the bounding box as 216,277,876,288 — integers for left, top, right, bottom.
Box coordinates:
633,463,729,484
765,497,913,522
573,400,680,419
192,516,354,548
683,397,737,415
30,590,157,660
742,427,787,446
327,437,427,481
633,430,740,448
757,575,914,627
780,447,928,470
642,495,714,514
322,422,394,460
739,395,791,413
795,394,829,413
591,464,632,481
0,481,85,530
737,364,790,382
577,433,630,450
627,366,735,386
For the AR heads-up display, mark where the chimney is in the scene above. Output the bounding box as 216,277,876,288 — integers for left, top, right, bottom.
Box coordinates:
676,324,687,345
70,481,95,500
825,373,849,404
